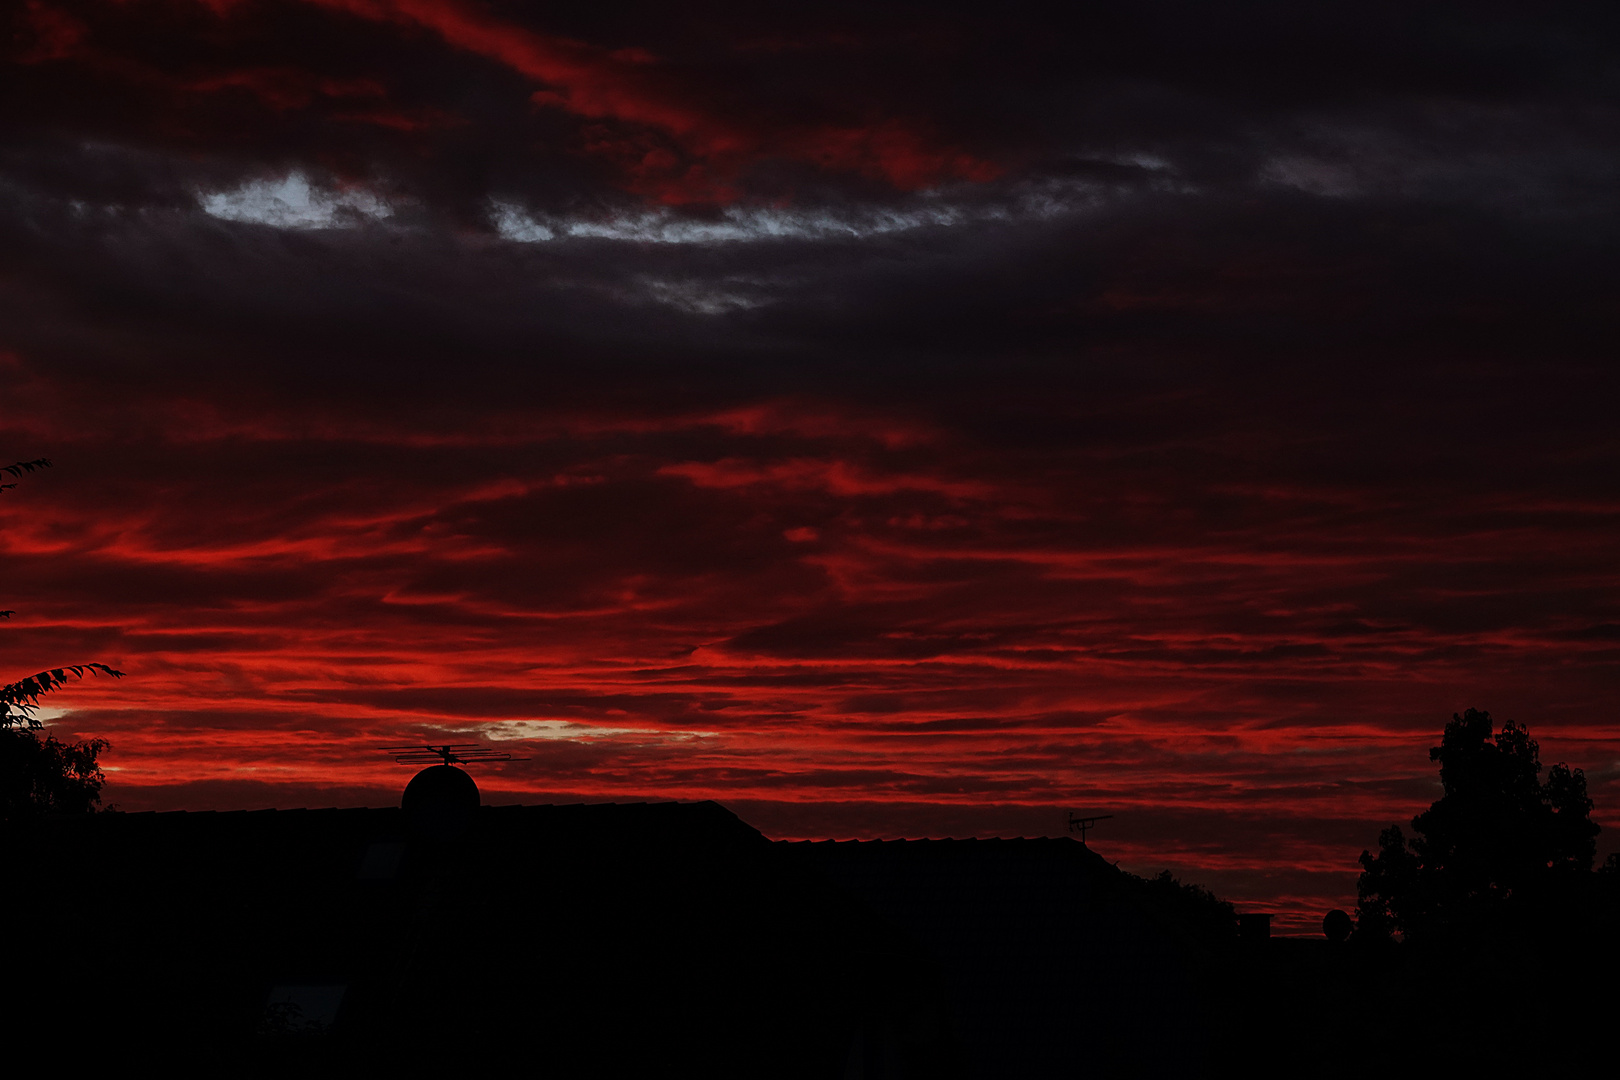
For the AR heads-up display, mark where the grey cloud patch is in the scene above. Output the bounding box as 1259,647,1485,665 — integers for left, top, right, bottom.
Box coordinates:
199,172,395,229
487,175,1127,247
1249,105,1620,215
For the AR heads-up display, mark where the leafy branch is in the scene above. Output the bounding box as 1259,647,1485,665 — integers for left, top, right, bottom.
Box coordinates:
2,664,126,729
1,458,52,495
2,457,125,728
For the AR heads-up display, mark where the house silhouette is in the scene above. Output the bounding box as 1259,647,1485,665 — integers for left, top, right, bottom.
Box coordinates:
7,779,1211,1076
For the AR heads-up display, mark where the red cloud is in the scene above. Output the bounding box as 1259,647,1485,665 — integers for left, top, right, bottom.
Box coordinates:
18,1,88,62
185,68,386,111
298,0,998,200
19,0,999,201
12,379,1618,935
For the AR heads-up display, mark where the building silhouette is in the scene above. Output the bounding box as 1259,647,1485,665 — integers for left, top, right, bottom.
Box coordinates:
27,767,1603,1076
5,766,1224,1076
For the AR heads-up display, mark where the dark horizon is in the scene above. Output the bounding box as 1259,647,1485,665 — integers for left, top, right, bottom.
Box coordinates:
5,0,1619,935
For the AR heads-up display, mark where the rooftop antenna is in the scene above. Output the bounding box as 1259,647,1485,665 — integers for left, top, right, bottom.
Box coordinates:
380,743,527,766
1066,812,1113,846
380,743,527,842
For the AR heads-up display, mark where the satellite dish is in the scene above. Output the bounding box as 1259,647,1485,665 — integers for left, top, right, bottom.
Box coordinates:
401,764,480,842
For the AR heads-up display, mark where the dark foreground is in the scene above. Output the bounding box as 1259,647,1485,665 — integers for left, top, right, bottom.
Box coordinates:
5,803,1613,1077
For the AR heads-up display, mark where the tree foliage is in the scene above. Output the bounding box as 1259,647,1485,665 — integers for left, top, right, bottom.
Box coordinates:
1,457,118,820
0,457,52,492
1,458,122,727
0,727,110,823
1357,708,1601,944
2,663,124,728
1118,868,1238,944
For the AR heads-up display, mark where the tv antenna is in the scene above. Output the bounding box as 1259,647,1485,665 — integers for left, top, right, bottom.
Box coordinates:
1066,812,1113,845
380,743,527,766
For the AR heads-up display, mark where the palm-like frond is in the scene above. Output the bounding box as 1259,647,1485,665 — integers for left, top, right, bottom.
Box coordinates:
0,458,52,494
1,665,125,729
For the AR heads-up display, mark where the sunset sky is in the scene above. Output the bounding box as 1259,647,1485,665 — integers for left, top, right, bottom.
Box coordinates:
5,0,1618,931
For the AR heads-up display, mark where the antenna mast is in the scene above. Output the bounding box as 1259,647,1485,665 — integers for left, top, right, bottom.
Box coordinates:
1066,812,1113,845
380,743,526,766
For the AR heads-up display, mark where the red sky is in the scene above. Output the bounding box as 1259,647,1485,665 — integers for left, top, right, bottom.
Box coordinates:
5,0,1620,933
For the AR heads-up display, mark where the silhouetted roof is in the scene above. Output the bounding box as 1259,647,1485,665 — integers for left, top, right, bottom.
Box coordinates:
782,838,1203,1077
75,797,761,837
7,807,1221,1076
7,802,944,1076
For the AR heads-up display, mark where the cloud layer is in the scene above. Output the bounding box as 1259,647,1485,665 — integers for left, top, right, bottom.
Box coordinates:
5,0,1619,932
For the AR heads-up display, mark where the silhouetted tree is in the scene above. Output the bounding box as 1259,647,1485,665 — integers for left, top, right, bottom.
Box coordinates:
0,727,109,824
1119,868,1238,943
2,458,119,820
1357,709,1600,943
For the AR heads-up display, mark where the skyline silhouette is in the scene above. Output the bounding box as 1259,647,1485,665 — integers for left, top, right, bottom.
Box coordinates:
8,758,1613,1075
